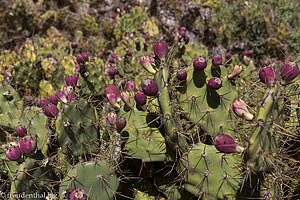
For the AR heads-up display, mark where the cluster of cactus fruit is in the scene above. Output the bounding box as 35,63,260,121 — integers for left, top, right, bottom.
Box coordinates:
0,36,299,199
0,2,299,199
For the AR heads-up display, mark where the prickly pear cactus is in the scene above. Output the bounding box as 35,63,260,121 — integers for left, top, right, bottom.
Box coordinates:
179,144,242,199
59,161,119,200
56,98,100,159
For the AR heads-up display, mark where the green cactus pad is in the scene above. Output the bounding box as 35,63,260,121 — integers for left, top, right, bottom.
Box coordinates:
179,144,242,199
179,62,238,137
59,161,119,200
10,153,59,197
56,98,100,158
0,85,23,128
119,107,167,162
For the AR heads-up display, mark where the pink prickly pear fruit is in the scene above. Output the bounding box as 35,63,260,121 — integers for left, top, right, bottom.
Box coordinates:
141,79,158,96
244,50,253,57
98,51,103,57
140,56,156,74
44,104,59,118
76,55,85,65
259,67,276,84
6,142,22,161
135,91,147,106
281,62,299,81
225,53,232,60
214,134,244,153
193,56,207,70
177,69,187,80
153,41,168,61
49,94,59,105
232,99,254,120
207,77,222,90
70,189,87,200
121,91,134,108
20,136,37,154
228,65,243,79
37,97,49,108
212,55,223,66
105,85,121,108
125,81,136,92
107,112,117,125
66,76,77,86
16,126,27,137
108,67,118,76
66,93,75,102
116,118,126,133
57,92,67,104
71,42,77,49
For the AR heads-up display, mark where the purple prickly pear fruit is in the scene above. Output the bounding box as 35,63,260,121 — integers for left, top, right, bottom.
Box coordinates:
228,65,243,79
214,134,244,153
105,86,121,108
212,55,222,66
141,79,158,96
207,77,222,90
225,53,232,60
71,42,77,49
20,136,37,154
125,81,136,92
108,68,118,76
16,126,27,137
66,76,77,86
244,50,253,57
259,67,276,84
116,118,126,133
140,56,156,74
177,69,187,80
135,91,147,106
98,51,103,57
6,142,22,161
108,112,117,125
65,45,70,50
144,34,150,39
70,189,87,200
179,30,186,37
193,56,207,70
44,104,59,118
37,97,49,108
49,94,59,105
153,41,168,60
57,92,67,104
126,50,133,57
76,55,85,64
262,60,270,66
66,93,75,102
281,62,299,81
232,99,254,120
184,36,189,44
86,51,91,57
135,40,140,46
108,57,115,63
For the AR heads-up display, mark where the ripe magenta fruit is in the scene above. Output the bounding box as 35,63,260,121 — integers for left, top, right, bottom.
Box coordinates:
20,136,37,154
16,126,27,137
37,97,49,108
49,94,59,105
212,55,222,66
207,77,222,90
259,67,276,84
153,41,168,60
141,79,158,96
177,69,187,80
125,81,136,92
193,56,207,70
108,67,118,76
135,91,147,106
66,76,77,86
214,134,243,153
71,42,77,49
116,118,126,133
6,142,22,161
281,62,299,81
44,104,59,118
70,189,87,200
